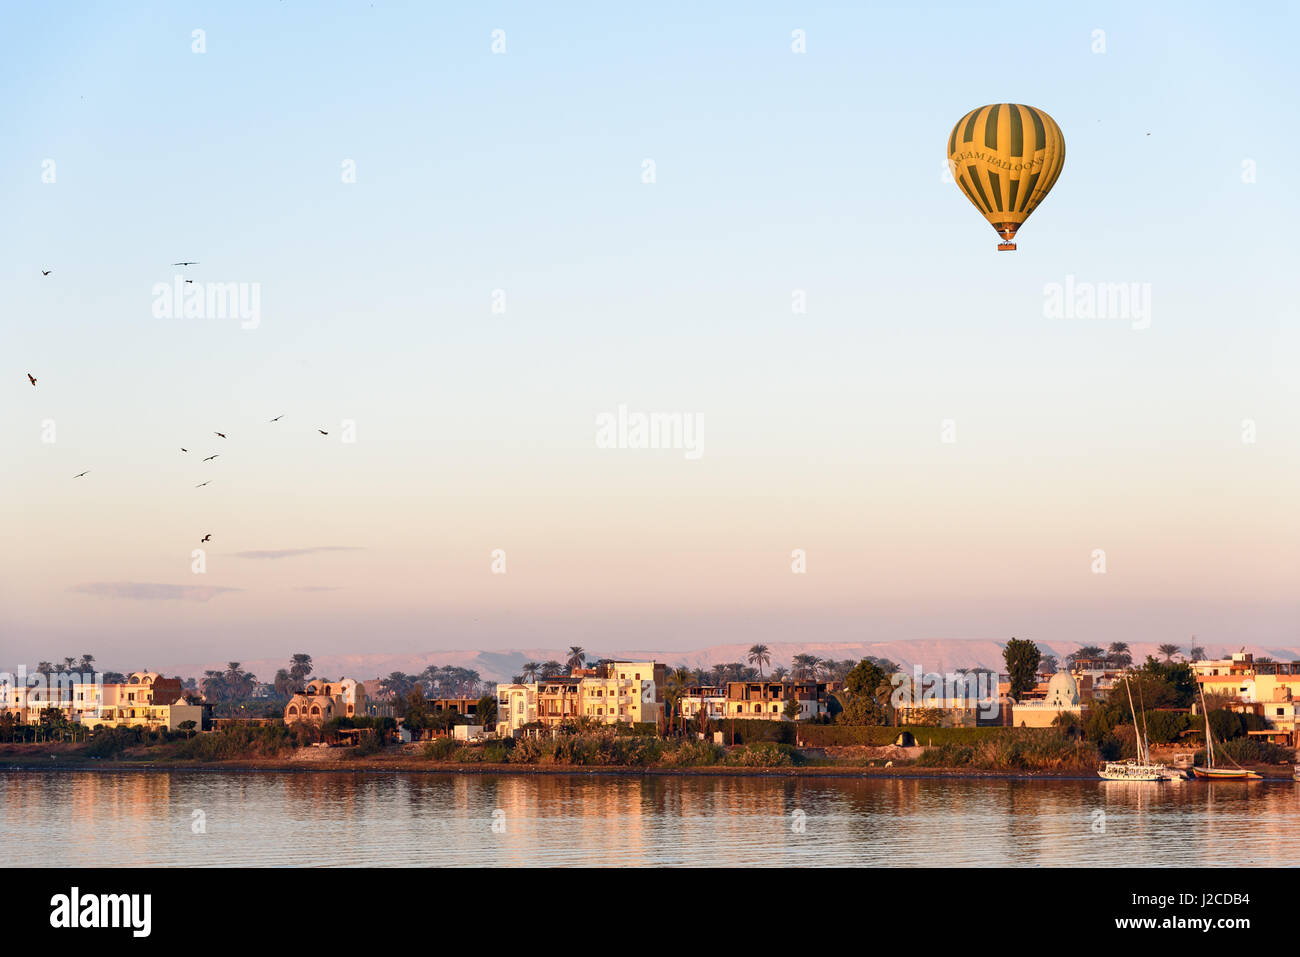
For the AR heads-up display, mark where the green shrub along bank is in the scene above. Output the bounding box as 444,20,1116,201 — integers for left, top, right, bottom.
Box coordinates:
798,725,1013,748
168,723,309,761
911,729,1098,772
419,734,806,768
694,719,795,745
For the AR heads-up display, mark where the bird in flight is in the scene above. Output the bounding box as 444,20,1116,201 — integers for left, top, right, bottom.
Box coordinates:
270,415,284,422
214,432,226,438
195,481,211,488
318,429,329,435
184,279,194,284
73,471,89,478
27,373,36,387
41,270,51,276
202,454,219,462
172,261,200,266
200,534,212,542
181,448,189,453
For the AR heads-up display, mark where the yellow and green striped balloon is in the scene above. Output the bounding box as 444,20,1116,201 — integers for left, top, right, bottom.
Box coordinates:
947,104,1065,251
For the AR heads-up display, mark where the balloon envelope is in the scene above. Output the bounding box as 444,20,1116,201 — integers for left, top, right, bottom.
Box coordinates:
947,104,1065,250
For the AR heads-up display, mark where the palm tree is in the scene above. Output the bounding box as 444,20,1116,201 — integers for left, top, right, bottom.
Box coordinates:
665,667,692,735
792,654,819,680
201,670,226,701
1157,644,1181,662
288,653,313,690
521,661,540,683
379,671,412,700
771,666,789,681
1107,642,1132,669
747,644,771,678
566,647,586,671
1189,645,1206,661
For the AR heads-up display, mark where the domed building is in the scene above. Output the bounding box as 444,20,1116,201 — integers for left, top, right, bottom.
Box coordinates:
1011,669,1086,728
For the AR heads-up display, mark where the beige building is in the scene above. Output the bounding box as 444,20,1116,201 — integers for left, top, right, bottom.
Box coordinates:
285,677,366,725
2,671,199,731
580,663,662,725
495,683,539,737
78,672,200,731
725,681,828,721
1011,671,1085,728
680,686,726,721
0,682,73,723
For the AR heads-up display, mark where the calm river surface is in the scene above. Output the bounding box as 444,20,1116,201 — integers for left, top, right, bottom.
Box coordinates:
3,770,1298,866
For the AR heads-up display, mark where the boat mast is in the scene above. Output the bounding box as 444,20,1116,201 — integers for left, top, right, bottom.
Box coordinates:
1124,676,1146,763
1197,680,1214,771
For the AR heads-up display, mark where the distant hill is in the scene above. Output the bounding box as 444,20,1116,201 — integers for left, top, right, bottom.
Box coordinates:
169,639,1298,685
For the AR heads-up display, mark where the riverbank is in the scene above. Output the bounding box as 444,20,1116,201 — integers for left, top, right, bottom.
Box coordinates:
1,743,1293,780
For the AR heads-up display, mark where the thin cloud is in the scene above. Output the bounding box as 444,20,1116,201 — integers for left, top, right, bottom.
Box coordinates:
232,546,365,560
70,582,243,602
293,585,343,592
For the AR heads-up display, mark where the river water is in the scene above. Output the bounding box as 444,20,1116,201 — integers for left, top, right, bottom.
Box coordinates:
3,770,1296,866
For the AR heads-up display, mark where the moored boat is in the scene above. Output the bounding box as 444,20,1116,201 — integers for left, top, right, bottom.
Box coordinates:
1192,681,1262,780
1099,759,1165,781
1097,674,1169,782
1192,765,1262,780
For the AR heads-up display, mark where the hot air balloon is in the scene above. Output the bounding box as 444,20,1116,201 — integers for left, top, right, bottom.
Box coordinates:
947,104,1065,251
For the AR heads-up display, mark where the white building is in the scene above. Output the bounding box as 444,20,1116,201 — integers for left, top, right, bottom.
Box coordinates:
495,683,538,737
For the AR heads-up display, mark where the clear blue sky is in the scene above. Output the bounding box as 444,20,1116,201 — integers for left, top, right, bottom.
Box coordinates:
1,2,1296,672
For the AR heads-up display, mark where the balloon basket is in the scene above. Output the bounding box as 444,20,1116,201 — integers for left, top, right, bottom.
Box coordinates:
997,242,1017,251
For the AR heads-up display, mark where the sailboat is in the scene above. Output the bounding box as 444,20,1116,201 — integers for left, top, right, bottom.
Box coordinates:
1192,681,1262,781
1098,675,1168,781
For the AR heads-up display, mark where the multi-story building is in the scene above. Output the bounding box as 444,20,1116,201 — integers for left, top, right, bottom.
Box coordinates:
536,676,583,728
496,660,668,734
579,661,663,726
1192,652,1300,744
0,681,74,724
2,671,199,731
495,683,538,737
284,677,367,725
724,680,828,721
680,686,726,722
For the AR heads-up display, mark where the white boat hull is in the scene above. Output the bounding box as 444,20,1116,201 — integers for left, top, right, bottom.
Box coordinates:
1098,760,1166,781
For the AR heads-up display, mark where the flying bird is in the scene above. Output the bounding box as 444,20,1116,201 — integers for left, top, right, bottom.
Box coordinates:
172,261,200,266
41,270,51,276
318,429,328,435
195,481,211,488
214,432,226,438
270,415,284,422
200,534,212,542
202,454,219,462
27,373,36,387
181,448,188,452
73,471,89,478
184,279,194,284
